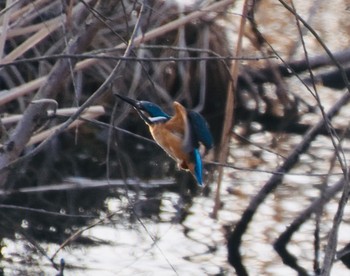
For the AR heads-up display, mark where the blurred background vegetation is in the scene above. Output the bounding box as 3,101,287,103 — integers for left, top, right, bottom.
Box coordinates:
1,0,350,275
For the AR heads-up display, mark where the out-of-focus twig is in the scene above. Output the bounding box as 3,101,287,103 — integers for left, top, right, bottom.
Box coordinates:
212,0,245,219
0,0,15,59
0,0,102,186
0,0,234,105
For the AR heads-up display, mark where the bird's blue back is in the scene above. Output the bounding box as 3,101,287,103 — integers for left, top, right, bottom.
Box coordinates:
139,101,170,120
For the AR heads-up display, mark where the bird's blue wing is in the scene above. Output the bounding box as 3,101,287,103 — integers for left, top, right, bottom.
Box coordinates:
187,111,213,151
193,149,203,186
183,112,196,153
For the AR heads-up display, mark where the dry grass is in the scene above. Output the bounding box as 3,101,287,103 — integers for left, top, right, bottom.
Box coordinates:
0,0,236,187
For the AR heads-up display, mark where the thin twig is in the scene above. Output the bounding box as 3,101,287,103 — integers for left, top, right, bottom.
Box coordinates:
50,211,117,262
0,204,96,218
274,178,345,275
228,86,350,274
0,53,273,68
0,0,235,105
278,1,350,274
212,0,245,219
0,0,102,184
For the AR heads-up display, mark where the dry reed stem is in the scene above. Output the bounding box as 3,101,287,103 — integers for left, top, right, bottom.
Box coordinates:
0,76,45,106
1,105,104,126
0,177,174,195
0,0,234,105
27,105,104,146
212,0,247,219
1,19,61,64
1,105,104,151
8,0,51,22
0,0,19,18
6,17,63,38
0,0,101,186
0,0,15,59
0,1,86,66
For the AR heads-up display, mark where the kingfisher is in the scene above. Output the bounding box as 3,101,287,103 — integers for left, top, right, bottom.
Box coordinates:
115,94,213,186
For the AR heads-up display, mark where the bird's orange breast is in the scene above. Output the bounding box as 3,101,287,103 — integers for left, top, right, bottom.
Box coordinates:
147,102,195,173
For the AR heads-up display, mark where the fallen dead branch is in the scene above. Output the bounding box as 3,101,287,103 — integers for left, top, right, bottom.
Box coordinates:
0,176,176,196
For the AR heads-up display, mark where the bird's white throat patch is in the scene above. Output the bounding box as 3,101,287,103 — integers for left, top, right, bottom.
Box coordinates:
149,116,169,123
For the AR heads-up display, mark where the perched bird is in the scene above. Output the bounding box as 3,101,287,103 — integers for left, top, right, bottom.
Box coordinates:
115,94,213,186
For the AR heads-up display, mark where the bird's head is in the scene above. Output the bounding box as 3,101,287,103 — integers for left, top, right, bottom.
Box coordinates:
115,94,170,124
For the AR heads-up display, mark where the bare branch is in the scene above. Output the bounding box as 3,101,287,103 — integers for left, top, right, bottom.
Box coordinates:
0,0,108,186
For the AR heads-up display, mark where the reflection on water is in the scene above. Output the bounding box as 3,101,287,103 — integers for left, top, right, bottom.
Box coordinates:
1,99,350,275
1,133,350,276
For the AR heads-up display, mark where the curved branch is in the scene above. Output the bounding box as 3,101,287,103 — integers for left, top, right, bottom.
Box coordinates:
227,91,350,273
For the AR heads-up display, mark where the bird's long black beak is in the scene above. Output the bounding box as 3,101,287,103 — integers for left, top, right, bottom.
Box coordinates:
114,94,141,109
115,93,152,124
